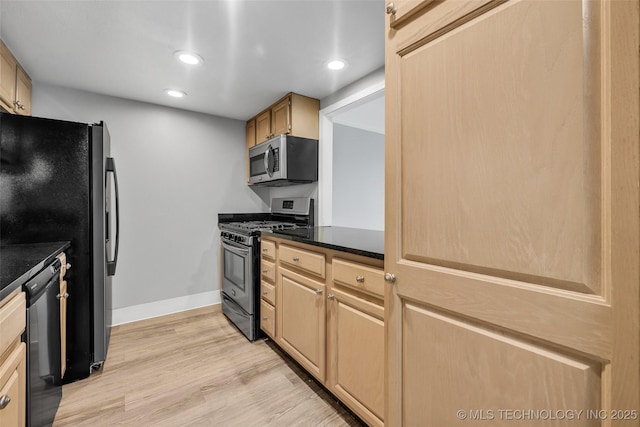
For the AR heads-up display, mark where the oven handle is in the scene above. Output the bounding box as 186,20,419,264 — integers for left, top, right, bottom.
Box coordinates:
221,240,250,255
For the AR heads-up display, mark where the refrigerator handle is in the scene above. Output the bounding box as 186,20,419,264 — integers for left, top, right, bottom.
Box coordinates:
106,157,120,276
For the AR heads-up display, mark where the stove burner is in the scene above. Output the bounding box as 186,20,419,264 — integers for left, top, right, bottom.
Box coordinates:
222,220,301,233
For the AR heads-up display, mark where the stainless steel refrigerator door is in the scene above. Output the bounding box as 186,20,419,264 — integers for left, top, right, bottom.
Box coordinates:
91,123,116,366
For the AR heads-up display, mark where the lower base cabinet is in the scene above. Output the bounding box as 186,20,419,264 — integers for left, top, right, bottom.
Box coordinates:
328,289,384,427
0,343,26,427
0,290,27,427
278,267,326,382
261,236,384,426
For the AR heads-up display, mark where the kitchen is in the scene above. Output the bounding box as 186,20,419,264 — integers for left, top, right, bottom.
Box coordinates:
0,1,639,426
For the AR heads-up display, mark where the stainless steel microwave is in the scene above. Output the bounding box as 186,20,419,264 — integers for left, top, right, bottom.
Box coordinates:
248,134,318,186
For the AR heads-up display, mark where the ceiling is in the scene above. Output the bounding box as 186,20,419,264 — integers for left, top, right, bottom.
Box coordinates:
0,0,384,121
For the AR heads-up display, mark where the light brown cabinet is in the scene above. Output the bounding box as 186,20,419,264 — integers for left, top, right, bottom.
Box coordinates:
259,239,277,340
0,290,26,427
385,0,640,424
245,119,256,183
278,267,326,381
247,92,320,146
261,236,384,426
0,40,31,116
255,110,271,145
0,41,17,113
327,258,384,427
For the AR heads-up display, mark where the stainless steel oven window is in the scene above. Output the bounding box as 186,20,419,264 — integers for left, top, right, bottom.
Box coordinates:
221,239,254,314
222,243,247,292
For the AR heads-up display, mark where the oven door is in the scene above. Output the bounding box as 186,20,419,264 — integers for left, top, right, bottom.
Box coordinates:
221,239,254,314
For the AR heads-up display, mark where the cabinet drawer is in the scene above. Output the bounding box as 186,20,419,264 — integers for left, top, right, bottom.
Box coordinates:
261,281,276,306
0,292,25,358
261,259,276,283
0,342,25,427
261,239,276,260
279,244,326,278
260,300,276,338
332,258,384,299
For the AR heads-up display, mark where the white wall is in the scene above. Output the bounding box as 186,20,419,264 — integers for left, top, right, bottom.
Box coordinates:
33,82,267,322
318,68,385,227
332,124,384,230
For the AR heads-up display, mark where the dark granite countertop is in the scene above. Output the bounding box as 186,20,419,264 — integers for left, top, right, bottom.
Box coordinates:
0,241,71,302
264,226,384,260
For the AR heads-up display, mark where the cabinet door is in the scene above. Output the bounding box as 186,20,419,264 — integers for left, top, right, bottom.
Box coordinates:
14,66,30,116
271,96,291,137
246,119,256,182
278,267,325,382
328,289,384,427
386,0,640,425
0,292,25,357
256,110,271,144
0,343,26,427
260,299,276,339
246,118,256,148
0,42,16,112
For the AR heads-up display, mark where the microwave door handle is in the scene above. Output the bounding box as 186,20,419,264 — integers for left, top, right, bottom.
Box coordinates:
263,148,269,175
264,145,274,177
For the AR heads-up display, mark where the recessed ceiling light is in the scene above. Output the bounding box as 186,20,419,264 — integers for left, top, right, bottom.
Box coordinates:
174,51,204,65
165,89,187,98
327,59,347,70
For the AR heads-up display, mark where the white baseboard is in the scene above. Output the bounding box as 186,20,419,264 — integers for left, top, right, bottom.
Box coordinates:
112,291,221,326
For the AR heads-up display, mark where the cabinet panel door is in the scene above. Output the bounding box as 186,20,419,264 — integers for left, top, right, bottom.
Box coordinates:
260,280,276,306
0,42,16,112
14,67,30,116
0,292,25,357
256,110,271,143
245,118,256,148
245,119,256,182
279,244,326,278
0,371,20,427
386,0,640,424
261,239,276,260
0,343,26,427
278,267,325,381
271,96,291,136
329,294,384,427
260,299,276,339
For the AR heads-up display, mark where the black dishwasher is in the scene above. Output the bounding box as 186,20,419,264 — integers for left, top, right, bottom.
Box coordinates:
23,258,62,427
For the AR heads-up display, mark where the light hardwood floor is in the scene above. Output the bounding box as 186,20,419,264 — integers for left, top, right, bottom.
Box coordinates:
53,306,364,426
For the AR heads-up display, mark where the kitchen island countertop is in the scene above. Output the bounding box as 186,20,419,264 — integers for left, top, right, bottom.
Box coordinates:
0,241,71,301
264,226,384,260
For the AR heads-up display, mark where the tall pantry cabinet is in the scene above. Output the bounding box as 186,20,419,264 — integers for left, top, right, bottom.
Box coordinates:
384,0,639,425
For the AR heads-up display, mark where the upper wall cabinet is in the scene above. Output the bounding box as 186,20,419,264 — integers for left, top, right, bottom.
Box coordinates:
0,40,31,116
247,92,320,146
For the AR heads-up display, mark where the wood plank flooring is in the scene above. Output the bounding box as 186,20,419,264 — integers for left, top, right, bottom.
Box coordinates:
53,306,364,426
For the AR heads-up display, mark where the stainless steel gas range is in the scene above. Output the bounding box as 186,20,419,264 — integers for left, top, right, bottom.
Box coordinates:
218,197,314,341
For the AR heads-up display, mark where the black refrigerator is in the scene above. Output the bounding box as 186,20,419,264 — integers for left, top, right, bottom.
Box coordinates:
0,112,119,382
